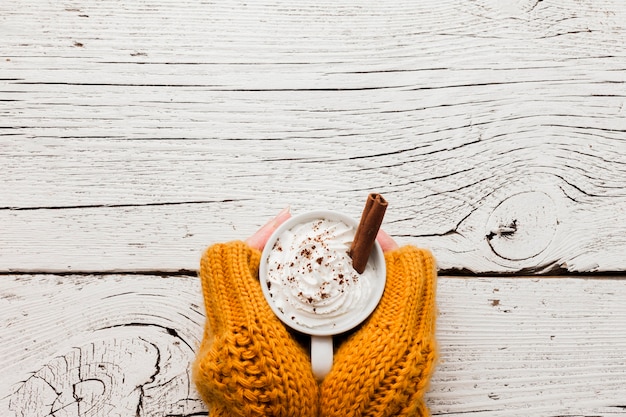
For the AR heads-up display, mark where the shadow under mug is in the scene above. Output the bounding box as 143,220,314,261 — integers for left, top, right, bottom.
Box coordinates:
259,210,387,380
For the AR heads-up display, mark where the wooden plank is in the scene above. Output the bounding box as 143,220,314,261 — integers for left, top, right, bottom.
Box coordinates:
2,274,625,416
2,0,626,273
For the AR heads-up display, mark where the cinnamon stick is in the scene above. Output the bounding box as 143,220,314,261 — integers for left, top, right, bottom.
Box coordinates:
349,193,388,273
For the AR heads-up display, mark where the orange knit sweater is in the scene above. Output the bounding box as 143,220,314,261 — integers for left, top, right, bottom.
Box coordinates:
193,241,437,416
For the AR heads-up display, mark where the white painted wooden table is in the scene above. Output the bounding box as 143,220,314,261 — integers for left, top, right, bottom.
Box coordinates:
2,0,626,416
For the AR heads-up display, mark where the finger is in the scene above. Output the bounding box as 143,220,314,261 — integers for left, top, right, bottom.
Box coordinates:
245,206,291,250
376,228,399,252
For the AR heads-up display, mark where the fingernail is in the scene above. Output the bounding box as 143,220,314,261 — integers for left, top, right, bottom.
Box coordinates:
272,205,291,224
277,205,291,217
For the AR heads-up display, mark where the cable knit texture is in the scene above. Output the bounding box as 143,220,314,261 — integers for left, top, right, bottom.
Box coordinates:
320,245,437,417
193,241,320,417
193,241,437,417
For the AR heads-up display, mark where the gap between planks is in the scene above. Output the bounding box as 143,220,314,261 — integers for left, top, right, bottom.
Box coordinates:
1,274,626,416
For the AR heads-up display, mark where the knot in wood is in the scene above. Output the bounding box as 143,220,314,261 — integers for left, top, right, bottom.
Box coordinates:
485,191,558,261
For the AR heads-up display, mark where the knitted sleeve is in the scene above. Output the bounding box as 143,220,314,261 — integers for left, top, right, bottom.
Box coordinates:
192,241,319,417
320,245,438,417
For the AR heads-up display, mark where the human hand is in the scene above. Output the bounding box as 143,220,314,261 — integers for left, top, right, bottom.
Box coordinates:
245,206,292,250
320,245,437,416
193,207,319,417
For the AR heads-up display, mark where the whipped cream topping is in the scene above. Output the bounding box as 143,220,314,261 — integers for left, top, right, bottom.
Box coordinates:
265,218,377,330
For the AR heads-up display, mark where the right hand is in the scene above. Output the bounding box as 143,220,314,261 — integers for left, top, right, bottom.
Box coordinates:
319,245,438,416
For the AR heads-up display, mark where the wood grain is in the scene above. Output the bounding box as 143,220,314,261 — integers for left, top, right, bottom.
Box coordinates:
2,3,626,273
3,2,625,415
1,274,207,417
2,274,625,416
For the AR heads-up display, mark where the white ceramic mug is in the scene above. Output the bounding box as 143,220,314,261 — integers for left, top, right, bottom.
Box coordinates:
259,210,386,380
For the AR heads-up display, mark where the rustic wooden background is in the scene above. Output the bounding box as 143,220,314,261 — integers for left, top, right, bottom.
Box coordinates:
2,0,625,415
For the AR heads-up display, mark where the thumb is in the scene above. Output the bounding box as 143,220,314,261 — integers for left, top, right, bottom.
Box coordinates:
246,206,291,250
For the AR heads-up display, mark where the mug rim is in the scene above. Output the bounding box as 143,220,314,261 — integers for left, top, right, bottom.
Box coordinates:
259,210,386,336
